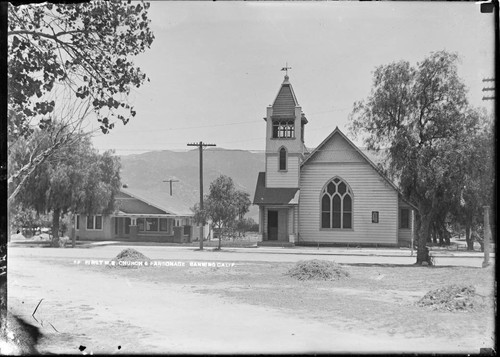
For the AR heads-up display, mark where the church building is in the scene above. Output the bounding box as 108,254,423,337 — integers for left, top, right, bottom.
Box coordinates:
253,73,416,247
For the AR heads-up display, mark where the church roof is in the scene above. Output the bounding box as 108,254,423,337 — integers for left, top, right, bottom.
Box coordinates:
253,172,299,205
301,127,418,211
271,75,299,118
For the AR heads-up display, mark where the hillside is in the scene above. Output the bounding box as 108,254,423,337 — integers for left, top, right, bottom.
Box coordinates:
119,148,265,221
119,147,388,222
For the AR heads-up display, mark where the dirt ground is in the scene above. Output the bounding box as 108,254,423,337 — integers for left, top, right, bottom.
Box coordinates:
6,252,496,354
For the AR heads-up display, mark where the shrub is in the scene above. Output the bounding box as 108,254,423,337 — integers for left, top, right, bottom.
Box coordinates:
285,259,350,281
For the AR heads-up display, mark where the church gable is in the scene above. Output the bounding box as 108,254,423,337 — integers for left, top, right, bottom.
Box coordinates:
303,130,365,165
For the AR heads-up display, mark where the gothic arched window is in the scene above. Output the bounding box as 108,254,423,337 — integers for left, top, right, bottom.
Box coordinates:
279,147,287,171
321,177,353,229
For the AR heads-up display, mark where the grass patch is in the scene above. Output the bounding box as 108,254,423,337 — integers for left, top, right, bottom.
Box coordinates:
285,259,350,281
416,284,483,312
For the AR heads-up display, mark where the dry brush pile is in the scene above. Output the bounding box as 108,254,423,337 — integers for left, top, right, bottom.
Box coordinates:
285,259,350,281
416,284,486,312
108,248,151,269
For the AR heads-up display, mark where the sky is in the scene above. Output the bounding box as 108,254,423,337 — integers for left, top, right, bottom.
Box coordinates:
90,1,495,156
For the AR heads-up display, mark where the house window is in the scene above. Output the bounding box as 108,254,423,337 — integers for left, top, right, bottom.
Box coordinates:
400,208,410,229
86,215,103,230
95,216,102,230
145,218,158,232
114,218,118,234
372,211,379,223
75,215,80,230
160,218,169,232
272,120,295,138
125,218,131,234
184,225,190,235
279,147,287,171
321,177,353,229
137,218,145,231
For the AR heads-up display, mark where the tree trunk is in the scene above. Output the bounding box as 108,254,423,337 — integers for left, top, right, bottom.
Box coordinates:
51,208,62,247
416,213,432,265
465,225,474,251
443,224,450,246
432,224,438,245
438,224,444,246
71,214,76,248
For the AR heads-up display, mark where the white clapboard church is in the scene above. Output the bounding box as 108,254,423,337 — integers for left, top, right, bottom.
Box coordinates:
253,73,416,247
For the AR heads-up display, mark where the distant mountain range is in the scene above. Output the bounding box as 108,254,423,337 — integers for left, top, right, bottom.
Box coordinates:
119,147,387,222
119,148,265,221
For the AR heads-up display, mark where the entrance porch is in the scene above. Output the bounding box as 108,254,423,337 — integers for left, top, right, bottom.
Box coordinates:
258,205,298,246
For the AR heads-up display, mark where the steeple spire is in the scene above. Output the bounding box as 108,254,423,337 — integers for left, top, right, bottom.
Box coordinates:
281,62,292,82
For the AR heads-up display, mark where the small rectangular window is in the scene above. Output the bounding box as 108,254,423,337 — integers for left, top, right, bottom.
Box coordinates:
137,218,145,231
76,215,80,230
146,218,158,232
159,218,168,232
95,216,102,230
86,216,94,230
400,209,410,229
372,211,379,223
125,218,131,234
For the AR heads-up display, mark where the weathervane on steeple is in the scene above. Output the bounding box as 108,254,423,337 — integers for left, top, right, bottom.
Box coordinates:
281,62,292,76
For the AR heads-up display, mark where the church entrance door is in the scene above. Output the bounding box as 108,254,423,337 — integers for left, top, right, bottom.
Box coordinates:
268,210,278,240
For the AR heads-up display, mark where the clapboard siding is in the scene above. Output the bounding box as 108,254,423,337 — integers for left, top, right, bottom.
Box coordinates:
277,209,288,241
76,215,113,240
311,132,365,163
291,205,299,243
263,207,268,239
266,155,300,188
299,162,398,244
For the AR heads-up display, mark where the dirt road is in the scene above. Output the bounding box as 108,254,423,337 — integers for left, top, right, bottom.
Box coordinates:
7,247,494,354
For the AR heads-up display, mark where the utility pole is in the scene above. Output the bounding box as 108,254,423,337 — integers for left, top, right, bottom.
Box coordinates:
482,205,491,268
480,0,498,102
162,178,179,196
482,78,495,101
479,1,497,269
187,141,216,250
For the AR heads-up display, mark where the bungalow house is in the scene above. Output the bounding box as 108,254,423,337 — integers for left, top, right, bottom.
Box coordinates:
253,74,417,247
73,188,205,243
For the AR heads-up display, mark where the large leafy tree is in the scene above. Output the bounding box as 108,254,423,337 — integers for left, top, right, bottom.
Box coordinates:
348,50,491,264
448,115,495,250
234,190,251,238
7,0,154,203
192,175,251,249
205,175,239,250
12,127,121,247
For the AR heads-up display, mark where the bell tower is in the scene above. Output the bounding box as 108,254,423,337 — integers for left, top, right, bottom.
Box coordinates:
264,71,308,188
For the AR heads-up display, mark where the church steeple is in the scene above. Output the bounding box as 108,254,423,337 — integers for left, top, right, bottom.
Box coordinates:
263,71,308,188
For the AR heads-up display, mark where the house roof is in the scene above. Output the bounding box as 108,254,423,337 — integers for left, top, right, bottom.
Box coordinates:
253,172,299,205
301,127,418,211
116,191,168,215
271,75,299,118
116,188,194,216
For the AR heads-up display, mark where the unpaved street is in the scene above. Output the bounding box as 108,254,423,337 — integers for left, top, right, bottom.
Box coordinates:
7,246,495,354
